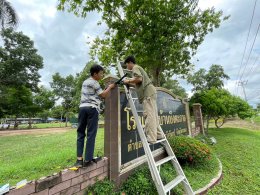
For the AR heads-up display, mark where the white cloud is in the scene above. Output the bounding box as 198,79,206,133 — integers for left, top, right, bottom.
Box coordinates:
182,0,260,108
7,0,260,108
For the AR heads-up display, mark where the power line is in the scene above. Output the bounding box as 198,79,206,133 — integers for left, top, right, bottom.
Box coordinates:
244,55,259,81
235,0,258,94
239,23,260,81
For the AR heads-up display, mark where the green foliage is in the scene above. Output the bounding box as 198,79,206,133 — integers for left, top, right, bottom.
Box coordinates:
187,64,230,92
0,86,33,119
49,105,65,119
168,135,212,164
0,28,44,118
50,73,76,125
257,103,260,112
190,88,254,130
0,28,43,91
0,0,19,29
231,96,255,119
161,78,187,98
58,0,226,85
190,88,232,118
120,166,157,195
0,85,55,126
86,178,116,195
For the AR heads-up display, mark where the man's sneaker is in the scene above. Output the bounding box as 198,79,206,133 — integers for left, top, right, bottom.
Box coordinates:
83,160,93,167
74,159,83,168
92,156,102,163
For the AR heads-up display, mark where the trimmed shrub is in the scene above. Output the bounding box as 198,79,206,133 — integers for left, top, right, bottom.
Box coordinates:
168,135,212,164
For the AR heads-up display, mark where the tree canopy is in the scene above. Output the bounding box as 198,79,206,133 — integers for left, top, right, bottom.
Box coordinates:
0,28,43,91
50,73,76,126
190,88,254,131
0,28,45,122
58,0,227,85
187,64,230,92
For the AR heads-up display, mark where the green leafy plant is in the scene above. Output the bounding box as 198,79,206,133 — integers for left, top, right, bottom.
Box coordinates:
168,136,212,164
120,166,157,195
86,178,116,195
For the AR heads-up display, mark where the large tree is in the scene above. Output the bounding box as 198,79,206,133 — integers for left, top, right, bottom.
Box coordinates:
0,28,44,120
0,28,43,91
58,0,227,86
50,73,76,126
0,0,18,29
187,64,230,92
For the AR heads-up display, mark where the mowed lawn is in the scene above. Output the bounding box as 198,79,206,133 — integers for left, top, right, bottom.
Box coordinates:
0,128,104,185
207,127,260,194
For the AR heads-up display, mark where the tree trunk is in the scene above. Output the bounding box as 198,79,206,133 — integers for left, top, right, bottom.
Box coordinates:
28,117,32,129
152,67,160,86
205,115,210,134
60,113,62,127
214,117,225,128
14,117,18,129
65,112,68,127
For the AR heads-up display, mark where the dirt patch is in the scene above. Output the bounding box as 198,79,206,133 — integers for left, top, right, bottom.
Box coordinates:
0,127,73,137
222,119,260,131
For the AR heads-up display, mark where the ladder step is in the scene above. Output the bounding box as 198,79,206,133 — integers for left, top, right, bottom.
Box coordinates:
164,175,185,193
155,156,174,167
149,138,166,145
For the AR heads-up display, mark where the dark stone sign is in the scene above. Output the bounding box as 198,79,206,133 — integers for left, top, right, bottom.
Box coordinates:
120,88,188,165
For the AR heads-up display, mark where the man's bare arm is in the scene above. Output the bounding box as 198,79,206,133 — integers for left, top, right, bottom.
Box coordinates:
99,83,115,98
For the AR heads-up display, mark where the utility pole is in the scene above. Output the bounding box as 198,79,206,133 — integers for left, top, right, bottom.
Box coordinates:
238,80,248,101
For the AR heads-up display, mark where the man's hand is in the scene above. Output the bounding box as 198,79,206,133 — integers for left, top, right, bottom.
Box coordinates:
123,77,142,85
99,83,116,98
123,78,131,85
108,83,116,89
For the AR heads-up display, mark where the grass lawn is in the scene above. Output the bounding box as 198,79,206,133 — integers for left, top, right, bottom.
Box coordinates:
252,115,260,123
0,128,104,186
207,128,260,194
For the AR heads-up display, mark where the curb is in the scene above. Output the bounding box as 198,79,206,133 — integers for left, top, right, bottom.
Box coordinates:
194,158,223,194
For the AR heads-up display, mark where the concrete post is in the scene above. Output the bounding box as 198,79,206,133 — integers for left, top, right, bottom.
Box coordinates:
192,103,205,136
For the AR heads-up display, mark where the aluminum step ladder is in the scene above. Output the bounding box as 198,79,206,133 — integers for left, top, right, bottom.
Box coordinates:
117,61,194,195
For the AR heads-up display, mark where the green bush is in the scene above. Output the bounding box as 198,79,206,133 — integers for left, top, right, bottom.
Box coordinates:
168,135,212,164
120,166,157,195
86,178,116,195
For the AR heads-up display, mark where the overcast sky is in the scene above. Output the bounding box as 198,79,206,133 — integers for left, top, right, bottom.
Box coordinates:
7,0,260,108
